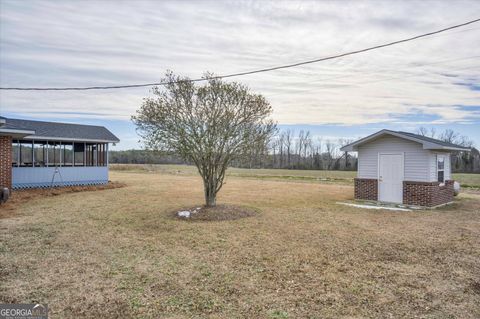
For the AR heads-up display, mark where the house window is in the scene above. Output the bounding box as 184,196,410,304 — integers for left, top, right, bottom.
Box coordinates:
437,155,445,183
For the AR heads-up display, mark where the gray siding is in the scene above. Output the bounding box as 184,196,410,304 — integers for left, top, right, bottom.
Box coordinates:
357,135,432,182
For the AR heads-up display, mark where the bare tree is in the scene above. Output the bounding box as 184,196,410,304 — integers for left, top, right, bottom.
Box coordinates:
417,127,428,136
325,140,336,170
270,136,279,168
296,130,304,167
278,133,285,167
133,72,276,206
440,129,460,144
339,138,354,169
283,130,293,167
416,126,436,138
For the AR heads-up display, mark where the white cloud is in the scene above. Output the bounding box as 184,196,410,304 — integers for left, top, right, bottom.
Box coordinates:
1,0,479,125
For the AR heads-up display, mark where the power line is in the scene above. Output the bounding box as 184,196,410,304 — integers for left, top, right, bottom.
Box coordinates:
1,18,479,91
267,55,480,97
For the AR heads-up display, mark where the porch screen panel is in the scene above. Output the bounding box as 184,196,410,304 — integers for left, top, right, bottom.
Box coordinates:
47,142,62,166
33,141,47,167
85,144,92,166
20,141,33,167
74,143,84,166
98,144,106,166
85,143,99,166
63,143,73,166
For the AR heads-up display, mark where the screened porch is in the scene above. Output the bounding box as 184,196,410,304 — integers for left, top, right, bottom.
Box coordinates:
12,139,110,189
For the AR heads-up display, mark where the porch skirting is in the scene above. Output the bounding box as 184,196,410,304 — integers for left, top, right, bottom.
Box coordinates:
13,180,108,189
13,166,109,190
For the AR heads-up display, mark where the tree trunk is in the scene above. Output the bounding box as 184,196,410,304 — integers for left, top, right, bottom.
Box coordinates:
205,192,216,207
204,179,217,207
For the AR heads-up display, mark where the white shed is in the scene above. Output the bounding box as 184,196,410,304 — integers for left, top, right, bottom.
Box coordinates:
341,130,470,207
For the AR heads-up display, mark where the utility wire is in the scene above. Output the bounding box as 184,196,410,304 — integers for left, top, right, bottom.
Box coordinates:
1,18,479,91
267,55,480,97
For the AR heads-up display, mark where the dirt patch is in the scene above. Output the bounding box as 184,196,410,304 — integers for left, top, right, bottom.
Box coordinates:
0,182,126,219
470,281,480,295
172,204,259,221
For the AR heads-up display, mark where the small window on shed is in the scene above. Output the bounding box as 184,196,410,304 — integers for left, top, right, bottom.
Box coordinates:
437,155,445,183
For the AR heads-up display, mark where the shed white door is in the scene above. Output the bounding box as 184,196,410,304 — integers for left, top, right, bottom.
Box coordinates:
378,154,404,203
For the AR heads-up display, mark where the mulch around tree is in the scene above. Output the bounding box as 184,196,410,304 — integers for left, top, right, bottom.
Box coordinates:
172,204,259,221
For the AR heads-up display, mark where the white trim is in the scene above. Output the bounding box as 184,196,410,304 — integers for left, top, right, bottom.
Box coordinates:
32,140,35,168
20,136,119,143
341,129,470,152
16,140,20,167
0,128,36,136
337,202,412,212
0,128,36,134
46,141,49,167
59,141,63,167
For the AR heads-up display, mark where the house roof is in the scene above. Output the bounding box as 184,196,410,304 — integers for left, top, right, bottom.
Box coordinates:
0,116,120,143
340,129,471,152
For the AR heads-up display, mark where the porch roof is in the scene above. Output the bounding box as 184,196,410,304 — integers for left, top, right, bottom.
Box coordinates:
0,117,120,143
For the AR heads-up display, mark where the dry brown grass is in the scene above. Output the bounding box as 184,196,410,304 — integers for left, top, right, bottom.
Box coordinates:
1,171,479,318
0,182,125,219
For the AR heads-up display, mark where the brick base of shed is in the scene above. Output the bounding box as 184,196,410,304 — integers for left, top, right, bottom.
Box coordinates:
354,178,378,201
354,178,454,208
403,180,454,207
0,135,13,190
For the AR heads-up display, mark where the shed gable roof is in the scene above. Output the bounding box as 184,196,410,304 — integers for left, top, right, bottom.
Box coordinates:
0,117,120,143
340,129,470,152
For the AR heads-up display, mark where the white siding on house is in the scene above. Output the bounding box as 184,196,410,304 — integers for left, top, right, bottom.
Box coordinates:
357,135,432,182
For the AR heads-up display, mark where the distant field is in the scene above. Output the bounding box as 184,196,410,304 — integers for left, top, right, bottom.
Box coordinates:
111,164,480,188
453,173,480,188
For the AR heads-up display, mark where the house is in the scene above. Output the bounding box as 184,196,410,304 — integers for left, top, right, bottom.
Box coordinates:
0,116,119,190
340,130,470,207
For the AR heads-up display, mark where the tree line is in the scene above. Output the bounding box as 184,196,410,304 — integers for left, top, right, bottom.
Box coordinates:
110,127,479,173
415,127,480,173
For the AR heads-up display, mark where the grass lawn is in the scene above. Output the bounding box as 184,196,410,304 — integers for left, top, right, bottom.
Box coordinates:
1,169,480,318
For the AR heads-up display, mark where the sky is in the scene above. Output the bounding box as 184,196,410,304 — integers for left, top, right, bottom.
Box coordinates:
0,0,479,150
